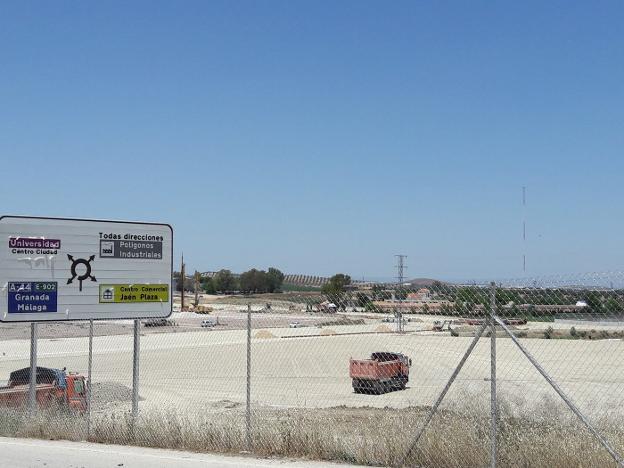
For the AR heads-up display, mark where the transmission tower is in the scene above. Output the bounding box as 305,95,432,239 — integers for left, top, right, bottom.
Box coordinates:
394,255,407,333
395,254,407,286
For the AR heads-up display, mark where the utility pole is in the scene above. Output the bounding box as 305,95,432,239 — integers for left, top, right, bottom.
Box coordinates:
180,254,185,311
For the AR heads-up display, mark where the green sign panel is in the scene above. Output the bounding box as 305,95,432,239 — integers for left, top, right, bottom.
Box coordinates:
99,284,169,304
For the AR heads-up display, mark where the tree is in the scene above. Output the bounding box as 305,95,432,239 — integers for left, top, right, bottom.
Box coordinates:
321,274,352,306
267,267,285,293
173,271,182,292
213,269,238,293
173,271,189,293
585,291,604,313
201,276,216,294
356,292,371,308
371,284,389,301
395,287,409,301
322,274,351,295
240,268,269,294
605,297,623,314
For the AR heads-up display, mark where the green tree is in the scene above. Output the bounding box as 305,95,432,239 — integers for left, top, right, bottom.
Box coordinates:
356,292,371,308
267,267,285,293
371,285,389,301
201,276,216,294
173,271,189,293
604,297,622,314
213,269,238,292
585,291,604,313
239,268,269,294
321,274,352,305
395,287,409,301
321,274,351,295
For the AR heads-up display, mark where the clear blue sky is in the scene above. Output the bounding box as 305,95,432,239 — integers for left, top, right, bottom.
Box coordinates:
1,1,623,281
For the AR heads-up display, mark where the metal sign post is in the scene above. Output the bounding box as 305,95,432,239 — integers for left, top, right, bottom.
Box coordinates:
28,323,37,416
0,216,173,425
86,319,94,439
132,319,140,419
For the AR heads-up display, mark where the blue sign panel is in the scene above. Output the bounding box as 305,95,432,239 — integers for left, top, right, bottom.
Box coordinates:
8,282,58,313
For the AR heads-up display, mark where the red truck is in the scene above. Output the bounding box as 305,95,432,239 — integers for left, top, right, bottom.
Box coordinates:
0,367,87,413
350,352,411,394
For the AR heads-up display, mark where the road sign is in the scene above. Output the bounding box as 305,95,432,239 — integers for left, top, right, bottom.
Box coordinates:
0,216,173,321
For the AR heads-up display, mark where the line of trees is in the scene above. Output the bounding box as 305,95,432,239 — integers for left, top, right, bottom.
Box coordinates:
197,267,285,294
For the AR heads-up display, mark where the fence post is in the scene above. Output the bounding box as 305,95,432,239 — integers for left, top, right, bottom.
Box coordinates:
492,315,624,466
246,304,252,451
489,282,497,468
399,320,489,467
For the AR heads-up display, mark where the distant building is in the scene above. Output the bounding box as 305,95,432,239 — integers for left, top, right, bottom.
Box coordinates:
406,288,431,302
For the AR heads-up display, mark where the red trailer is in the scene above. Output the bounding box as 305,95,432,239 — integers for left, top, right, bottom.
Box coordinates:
0,367,87,413
349,352,411,394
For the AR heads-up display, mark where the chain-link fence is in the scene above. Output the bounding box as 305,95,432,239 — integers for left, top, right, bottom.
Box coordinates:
1,272,624,467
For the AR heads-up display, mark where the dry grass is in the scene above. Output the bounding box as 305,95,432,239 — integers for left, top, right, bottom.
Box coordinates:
0,399,622,467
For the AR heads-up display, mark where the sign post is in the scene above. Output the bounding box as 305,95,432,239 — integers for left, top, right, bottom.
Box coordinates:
28,323,37,416
132,319,140,419
86,319,94,439
0,216,173,417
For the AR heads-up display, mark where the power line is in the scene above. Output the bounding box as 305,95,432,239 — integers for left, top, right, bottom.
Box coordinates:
522,186,526,273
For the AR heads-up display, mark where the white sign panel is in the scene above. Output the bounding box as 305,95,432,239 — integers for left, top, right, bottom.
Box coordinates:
0,216,173,322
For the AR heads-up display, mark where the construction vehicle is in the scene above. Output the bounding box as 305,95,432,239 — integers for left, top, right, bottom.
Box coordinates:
433,320,453,331
0,367,87,413
350,352,411,394
195,304,213,314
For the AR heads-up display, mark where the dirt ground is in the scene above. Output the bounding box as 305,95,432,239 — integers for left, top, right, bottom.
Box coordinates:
0,316,622,421
1,295,623,421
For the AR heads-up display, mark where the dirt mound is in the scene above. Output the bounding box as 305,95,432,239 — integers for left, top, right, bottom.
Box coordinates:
254,330,275,339
375,325,393,333
320,329,336,336
91,382,140,411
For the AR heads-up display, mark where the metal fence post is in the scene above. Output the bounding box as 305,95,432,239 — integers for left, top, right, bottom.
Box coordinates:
246,304,252,451
493,315,624,466
399,320,489,467
132,319,140,419
490,282,497,468
86,319,94,439
28,323,38,416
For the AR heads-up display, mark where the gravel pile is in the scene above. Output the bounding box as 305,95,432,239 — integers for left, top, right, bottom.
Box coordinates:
91,382,140,411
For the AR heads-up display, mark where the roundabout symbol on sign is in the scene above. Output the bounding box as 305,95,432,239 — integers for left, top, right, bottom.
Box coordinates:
67,254,97,292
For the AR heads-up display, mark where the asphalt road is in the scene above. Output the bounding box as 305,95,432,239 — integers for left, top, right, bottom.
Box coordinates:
0,437,344,468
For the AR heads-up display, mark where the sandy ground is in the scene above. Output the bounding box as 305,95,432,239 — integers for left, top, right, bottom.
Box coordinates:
0,308,354,340
0,310,623,420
